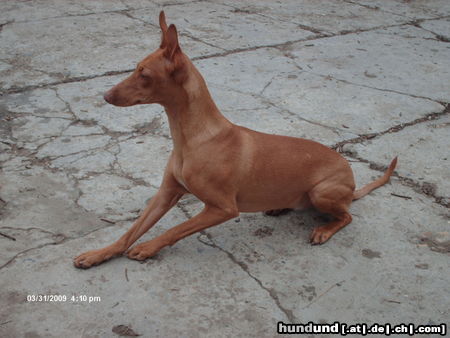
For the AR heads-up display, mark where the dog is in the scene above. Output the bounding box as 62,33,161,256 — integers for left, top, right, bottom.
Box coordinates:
74,11,397,268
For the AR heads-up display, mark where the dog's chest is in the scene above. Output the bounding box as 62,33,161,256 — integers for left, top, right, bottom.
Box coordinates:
172,156,190,192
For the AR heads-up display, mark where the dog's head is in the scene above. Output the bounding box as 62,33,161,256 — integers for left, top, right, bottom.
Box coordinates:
104,11,187,107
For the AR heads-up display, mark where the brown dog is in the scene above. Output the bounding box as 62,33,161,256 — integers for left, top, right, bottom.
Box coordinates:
74,12,397,268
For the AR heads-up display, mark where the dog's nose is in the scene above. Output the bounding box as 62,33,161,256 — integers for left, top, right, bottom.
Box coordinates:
103,90,114,104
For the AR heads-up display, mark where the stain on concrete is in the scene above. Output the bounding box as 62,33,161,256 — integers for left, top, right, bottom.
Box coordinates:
415,232,450,253
253,226,274,238
361,248,382,259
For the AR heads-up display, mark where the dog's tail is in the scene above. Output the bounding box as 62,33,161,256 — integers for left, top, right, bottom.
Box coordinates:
353,157,398,200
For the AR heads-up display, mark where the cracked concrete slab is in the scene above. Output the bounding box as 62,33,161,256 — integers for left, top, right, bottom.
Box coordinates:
1,0,449,336
287,25,450,101
260,70,445,135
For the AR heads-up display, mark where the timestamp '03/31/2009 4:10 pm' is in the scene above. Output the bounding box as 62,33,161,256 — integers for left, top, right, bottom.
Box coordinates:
26,294,101,303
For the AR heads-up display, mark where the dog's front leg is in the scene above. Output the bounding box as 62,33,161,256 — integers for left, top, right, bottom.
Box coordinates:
74,183,184,269
127,205,238,261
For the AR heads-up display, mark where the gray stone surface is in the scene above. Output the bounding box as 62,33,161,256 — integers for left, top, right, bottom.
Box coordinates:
0,1,449,337
286,25,450,102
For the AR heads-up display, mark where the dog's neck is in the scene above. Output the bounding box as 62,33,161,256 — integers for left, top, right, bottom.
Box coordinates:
162,58,233,154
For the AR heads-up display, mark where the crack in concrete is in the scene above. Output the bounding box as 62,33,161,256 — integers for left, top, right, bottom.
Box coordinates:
1,69,133,95
0,233,67,270
197,231,296,323
178,203,295,322
412,22,450,43
212,81,353,135
259,75,276,96
0,20,14,33
300,69,448,105
178,202,296,321
0,226,65,239
52,87,77,121
332,104,449,151
224,3,326,35
0,220,123,270
266,99,355,136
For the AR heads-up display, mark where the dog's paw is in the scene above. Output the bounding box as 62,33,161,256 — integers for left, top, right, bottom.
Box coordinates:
73,248,117,269
309,226,333,245
127,241,162,261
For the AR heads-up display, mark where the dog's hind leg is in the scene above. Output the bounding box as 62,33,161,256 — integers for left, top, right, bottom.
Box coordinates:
308,181,353,245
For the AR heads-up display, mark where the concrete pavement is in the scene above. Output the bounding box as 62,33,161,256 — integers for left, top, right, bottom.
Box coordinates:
0,1,449,337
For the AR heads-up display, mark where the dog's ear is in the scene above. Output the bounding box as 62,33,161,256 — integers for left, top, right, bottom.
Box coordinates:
164,24,181,61
164,24,187,83
159,11,168,48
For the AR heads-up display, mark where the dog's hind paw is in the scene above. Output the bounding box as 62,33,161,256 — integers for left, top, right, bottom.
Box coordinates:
309,226,333,245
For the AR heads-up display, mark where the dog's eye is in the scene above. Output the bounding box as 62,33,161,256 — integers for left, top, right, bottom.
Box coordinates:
139,68,152,80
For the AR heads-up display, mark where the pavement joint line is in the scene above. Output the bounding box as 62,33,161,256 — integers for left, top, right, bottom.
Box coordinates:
196,231,296,323
4,14,450,96
332,103,450,152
